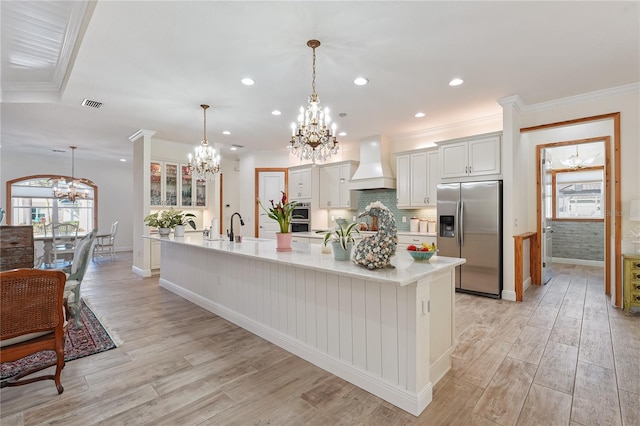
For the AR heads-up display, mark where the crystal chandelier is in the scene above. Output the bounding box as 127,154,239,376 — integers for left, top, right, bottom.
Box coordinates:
289,39,338,164
188,104,220,181
52,146,93,202
561,146,598,169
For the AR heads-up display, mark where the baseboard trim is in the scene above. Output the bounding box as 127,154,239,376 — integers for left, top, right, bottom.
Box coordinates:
523,277,532,292
552,257,604,268
160,277,432,417
132,265,152,277
502,289,517,301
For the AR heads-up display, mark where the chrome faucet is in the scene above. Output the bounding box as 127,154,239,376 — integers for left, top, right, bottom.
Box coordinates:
227,212,245,242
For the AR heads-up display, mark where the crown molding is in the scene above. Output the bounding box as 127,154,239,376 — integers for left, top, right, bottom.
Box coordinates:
129,129,157,141
521,82,639,113
395,113,502,142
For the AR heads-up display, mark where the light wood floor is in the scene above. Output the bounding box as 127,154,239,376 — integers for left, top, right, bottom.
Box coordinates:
1,257,638,425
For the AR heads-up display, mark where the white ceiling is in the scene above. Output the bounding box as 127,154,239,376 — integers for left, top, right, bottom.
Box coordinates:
1,1,638,163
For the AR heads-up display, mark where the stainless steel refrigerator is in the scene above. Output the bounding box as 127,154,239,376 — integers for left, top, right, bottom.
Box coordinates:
437,181,503,298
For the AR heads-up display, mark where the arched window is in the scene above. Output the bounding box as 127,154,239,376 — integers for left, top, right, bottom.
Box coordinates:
6,175,98,236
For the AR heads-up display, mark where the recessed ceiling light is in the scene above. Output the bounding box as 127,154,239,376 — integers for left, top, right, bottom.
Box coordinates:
222,130,231,135
230,146,237,151
338,131,347,137
271,110,282,116
119,158,127,162
414,112,426,118
353,77,368,86
241,78,255,86
449,78,464,86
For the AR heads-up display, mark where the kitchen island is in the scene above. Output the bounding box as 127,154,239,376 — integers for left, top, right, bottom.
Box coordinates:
147,234,465,416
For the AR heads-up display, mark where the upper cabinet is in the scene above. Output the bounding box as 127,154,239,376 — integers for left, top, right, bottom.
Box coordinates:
318,161,359,209
438,133,502,180
180,164,207,207
150,160,206,207
396,148,439,209
150,161,178,207
288,166,312,200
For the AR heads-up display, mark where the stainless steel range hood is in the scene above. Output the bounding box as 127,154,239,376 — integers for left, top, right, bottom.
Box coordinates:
348,134,396,190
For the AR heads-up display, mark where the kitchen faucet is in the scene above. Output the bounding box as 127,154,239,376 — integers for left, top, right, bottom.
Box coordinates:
227,212,245,242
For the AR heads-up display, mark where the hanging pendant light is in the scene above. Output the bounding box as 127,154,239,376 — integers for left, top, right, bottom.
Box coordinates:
289,39,338,165
188,104,220,181
52,146,93,202
561,145,598,169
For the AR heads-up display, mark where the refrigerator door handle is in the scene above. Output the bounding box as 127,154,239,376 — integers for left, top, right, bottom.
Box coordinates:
455,201,461,247
460,200,464,247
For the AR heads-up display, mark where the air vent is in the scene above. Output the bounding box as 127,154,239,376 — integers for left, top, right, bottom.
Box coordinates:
52,149,66,153
81,99,103,109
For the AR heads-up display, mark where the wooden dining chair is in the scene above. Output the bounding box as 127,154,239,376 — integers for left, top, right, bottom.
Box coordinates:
0,269,68,394
50,222,79,269
64,229,97,327
93,220,118,261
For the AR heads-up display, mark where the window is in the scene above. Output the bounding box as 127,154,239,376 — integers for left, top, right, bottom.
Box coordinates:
7,175,98,236
553,168,604,219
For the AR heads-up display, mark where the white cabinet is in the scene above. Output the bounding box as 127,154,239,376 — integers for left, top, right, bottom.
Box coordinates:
150,240,161,269
150,161,179,207
151,161,207,208
319,161,358,209
291,235,310,244
397,234,437,250
288,166,312,200
180,164,207,207
396,148,438,209
439,134,501,179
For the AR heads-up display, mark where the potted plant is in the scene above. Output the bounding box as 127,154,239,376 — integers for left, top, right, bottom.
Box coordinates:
258,191,298,251
144,208,196,237
318,222,360,261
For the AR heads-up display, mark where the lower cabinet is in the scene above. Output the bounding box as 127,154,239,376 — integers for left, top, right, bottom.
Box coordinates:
291,236,310,244
150,239,161,269
397,234,437,250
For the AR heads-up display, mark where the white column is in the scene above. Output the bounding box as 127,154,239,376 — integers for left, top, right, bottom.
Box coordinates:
130,129,155,277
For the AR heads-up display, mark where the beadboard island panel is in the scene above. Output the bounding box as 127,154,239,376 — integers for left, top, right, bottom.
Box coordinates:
147,234,465,416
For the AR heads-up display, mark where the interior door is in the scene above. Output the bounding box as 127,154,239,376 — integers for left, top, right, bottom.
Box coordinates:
257,170,286,239
541,149,553,284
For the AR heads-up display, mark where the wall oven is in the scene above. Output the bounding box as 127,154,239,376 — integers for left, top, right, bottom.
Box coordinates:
291,202,311,233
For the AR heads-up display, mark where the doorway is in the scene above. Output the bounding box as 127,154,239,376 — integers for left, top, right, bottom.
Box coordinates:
536,137,611,295
254,168,288,239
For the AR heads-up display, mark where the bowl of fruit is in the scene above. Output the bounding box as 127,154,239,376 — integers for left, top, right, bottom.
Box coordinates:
407,242,438,261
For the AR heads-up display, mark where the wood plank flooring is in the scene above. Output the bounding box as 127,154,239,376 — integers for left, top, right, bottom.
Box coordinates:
1,258,638,425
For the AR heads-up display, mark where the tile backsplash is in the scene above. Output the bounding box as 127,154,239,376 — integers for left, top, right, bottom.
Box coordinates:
355,189,435,231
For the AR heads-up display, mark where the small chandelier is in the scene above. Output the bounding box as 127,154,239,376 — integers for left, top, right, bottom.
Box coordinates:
561,146,598,169
52,146,93,202
289,39,338,164
188,104,220,181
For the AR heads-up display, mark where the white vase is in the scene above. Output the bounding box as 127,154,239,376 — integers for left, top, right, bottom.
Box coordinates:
174,225,185,237
158,227,171,237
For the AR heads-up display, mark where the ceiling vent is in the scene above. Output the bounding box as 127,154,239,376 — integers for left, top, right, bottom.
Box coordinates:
81,99,102,109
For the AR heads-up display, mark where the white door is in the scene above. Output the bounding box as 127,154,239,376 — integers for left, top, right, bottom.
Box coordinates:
541,149,553,284
258,171,286,239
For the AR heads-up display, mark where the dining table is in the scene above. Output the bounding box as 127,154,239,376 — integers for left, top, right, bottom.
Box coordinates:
34,232,111,267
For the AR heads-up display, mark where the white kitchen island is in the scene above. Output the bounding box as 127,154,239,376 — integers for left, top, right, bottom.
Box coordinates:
147,234,465,416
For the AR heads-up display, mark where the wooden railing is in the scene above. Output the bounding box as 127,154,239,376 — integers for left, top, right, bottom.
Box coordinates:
513,232,539,302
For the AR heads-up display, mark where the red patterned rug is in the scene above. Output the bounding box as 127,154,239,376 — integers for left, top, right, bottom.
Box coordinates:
1,300,117,380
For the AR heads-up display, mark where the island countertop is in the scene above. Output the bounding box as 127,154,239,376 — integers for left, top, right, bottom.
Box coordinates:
145,234,465,286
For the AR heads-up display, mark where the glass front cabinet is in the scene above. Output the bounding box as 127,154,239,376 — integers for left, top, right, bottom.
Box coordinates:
180,165,207,208
150,161,206,208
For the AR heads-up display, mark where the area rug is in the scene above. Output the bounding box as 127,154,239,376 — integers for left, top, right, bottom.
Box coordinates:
1,300,117,380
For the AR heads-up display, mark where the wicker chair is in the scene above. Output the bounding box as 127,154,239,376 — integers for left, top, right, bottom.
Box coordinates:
0,269,68,394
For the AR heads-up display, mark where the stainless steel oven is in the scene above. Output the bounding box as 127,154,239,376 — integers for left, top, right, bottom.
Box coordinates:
291,202,311,233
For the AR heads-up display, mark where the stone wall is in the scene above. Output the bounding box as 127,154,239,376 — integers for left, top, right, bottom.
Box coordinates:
551,220,605,261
